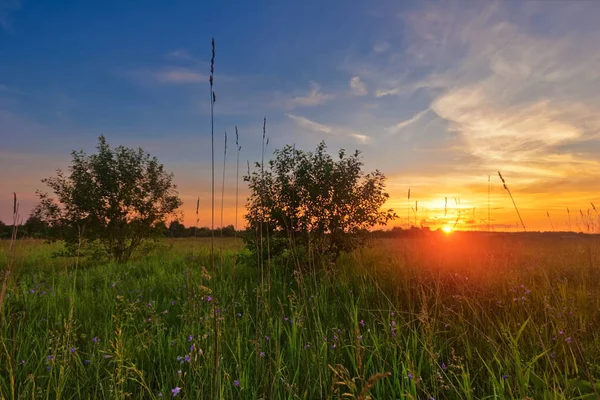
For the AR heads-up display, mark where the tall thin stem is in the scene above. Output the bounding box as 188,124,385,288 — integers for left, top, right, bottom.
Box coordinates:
487,174,491,232
498,171,526,232
407,189,411,228
209,37,219,400
220,131,227,236
195,197,199,237
209,37,216,272
235,127,240,239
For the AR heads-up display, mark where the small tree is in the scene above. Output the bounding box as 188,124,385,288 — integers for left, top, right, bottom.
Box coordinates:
244,141,396,264
34,136,182,262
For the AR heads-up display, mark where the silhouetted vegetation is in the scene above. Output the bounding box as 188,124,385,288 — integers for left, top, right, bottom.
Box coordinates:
244,141,397,266
32,136,182,262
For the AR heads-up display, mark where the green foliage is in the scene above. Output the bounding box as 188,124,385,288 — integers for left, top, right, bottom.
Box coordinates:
244,141,397,265
1,236,600,399
33,135,182,262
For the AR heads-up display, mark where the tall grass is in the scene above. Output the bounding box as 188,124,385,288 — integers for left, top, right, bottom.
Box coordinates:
208,37,219,400
1,234,599,399
498,171,526,232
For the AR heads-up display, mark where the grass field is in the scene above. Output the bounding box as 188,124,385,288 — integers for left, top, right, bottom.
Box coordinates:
1,234,600,399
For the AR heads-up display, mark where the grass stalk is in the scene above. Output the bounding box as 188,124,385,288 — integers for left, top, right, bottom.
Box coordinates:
209,37,219,400
497,171,526,232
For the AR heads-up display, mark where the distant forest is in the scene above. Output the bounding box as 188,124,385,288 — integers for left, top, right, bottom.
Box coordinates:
1,216,593,240
0,216,241,239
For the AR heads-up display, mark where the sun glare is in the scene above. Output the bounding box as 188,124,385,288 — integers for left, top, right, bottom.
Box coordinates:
442,226,453,234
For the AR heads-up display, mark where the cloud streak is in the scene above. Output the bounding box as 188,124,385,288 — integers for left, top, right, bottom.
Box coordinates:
286,113,332,134
283,82,332,109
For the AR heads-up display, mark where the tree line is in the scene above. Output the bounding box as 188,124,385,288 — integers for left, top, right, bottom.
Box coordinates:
0,217,242,240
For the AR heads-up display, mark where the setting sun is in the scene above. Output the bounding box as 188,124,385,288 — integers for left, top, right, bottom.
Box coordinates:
442,226,453,234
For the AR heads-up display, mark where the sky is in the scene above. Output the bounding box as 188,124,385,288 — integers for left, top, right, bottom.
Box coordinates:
1,0,600,232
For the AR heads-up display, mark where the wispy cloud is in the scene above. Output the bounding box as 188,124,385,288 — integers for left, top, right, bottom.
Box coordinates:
283,82,332,109
123,67,206,85
286,113,372,144
286,113,332,134
386,108,429,136
349,76,367,95
350,133,370,144
154,67,206,83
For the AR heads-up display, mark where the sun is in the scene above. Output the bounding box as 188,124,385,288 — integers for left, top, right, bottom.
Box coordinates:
442,226,453,234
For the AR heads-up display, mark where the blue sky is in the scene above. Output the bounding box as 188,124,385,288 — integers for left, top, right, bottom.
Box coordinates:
2,1,600,230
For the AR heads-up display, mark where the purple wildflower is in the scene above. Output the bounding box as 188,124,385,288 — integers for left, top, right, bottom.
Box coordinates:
441,362,446,370
237,313,242,317
407,373,413,379
188,335,193,342
84,359,90,364
359,320,365,327
184,355,191,363
171,387,181,397
48,355,54,361
565,337,572,344
260,351,265,358
502,375,509,380
19,359,25,365
71,347,76,353
206,296,212,302
265,336,270,341
234,380,240,387
92,337,99,343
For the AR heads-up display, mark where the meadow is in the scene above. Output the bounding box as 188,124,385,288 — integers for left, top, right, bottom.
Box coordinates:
1,233,600,399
